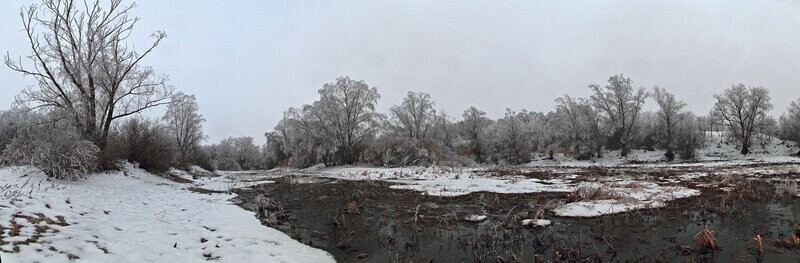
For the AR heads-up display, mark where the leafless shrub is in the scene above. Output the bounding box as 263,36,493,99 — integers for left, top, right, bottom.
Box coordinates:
108,118,177,172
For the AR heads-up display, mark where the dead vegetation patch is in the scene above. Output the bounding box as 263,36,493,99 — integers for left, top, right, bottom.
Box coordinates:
186,186,225,194
567,184,631,203
694,225,718,250
0,212,70,253
774,224,800,248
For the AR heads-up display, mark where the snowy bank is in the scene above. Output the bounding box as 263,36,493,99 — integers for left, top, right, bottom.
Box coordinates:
0,166,333,262
318,166,575,196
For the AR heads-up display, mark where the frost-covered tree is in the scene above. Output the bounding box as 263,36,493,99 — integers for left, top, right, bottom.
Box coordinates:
589,74,648,156
458,106,491,162
553,95,602,159
711,84,773,154
387,92,442,140
208,137,263,170
163,92,206,165
634,111,659,151
281,77,381,165
673,112,703,160
485,109,534,164
4,0,173,150
263,131,287,169
652,87,687,160
779,98,800,155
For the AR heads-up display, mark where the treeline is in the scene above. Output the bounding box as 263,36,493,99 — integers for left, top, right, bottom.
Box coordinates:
0,91,277,178
263,75,800,168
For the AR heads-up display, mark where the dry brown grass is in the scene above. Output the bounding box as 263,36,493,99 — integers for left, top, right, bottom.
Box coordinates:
568,184,627,202
754,234,764,255
343,201,361,215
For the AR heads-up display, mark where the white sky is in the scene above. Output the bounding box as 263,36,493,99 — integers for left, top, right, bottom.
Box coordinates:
2,1,799,144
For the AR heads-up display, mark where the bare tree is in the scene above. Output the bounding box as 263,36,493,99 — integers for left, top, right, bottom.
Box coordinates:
652,87,687,160
458,106,491,162
554,95,587,157
589,74,648,156
485,109,535,164
4,0,173,150
163,92,206,165
711,84,773,155
779,98,800,156
674,112,703,160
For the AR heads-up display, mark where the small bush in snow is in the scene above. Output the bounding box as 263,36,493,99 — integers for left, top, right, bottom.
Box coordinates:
2,124,98,180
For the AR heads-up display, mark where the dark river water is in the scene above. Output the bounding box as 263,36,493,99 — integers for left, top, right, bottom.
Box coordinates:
233,175,800,262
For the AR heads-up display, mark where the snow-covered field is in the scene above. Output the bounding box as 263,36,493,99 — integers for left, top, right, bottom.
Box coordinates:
0,166,333,262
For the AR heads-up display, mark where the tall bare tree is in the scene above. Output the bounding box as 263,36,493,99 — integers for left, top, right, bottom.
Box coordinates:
589,74,648,156
4,0,173,150
163,92,206,165
711,84,773,155
652,87,687,160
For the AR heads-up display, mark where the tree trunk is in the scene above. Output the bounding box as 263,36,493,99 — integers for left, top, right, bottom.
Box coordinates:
741,143,750,155
620,142,629,157
665,149,675,161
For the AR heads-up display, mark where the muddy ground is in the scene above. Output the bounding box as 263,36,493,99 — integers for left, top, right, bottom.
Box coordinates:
232,165,800,262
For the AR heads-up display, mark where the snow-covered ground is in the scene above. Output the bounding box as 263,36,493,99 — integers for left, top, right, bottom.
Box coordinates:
552,181,700,217
0,165,333,262
317,166,574,196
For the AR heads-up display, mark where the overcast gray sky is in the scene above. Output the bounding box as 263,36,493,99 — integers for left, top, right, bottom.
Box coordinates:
2,1,799,144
